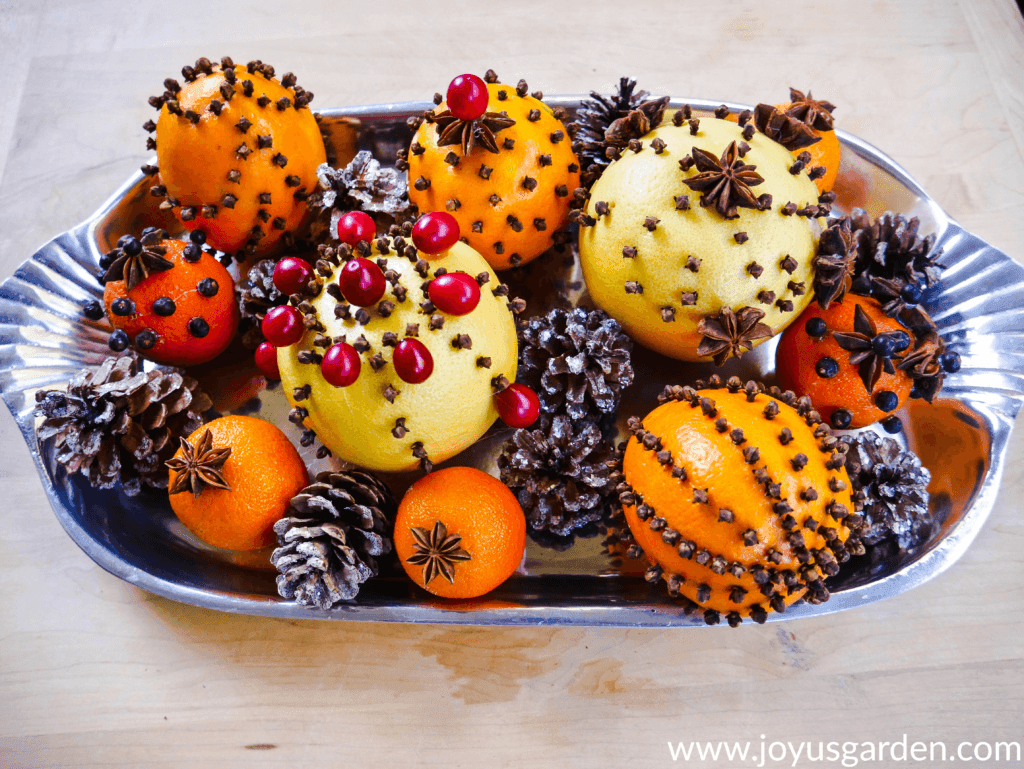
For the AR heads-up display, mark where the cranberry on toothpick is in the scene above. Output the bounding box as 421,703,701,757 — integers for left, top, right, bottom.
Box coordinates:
429,272,480,316
446,74,489,121
336,211,376,247
254,341,280,379
393,338,434,384
412,212,461,256
321,342,361,387
495,383,540,428
272,257,314,297
262,305,305,347
338,257,386,307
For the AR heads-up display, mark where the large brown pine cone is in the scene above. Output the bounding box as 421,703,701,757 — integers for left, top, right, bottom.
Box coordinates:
34,354,211,495
518,307,634,422
498,415,621,549
271,469,397,608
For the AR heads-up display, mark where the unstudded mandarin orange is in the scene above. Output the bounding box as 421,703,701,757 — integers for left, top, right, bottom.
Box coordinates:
167,415,308,551
406,76,580,270
103,236,238,366
146,57,326,260
621,383,856,625
394,467,525,599
776,295,914,430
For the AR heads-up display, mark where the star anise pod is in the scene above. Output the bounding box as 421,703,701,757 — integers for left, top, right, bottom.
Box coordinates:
603,96,670,151
405,521,472,586
166,428,232,498
682,142,764,220
697,306,773,365
870,276,913,317
752,103,821,151
433,109,516,156
813,217,857,309
832,304,910,392
785,87,836,131
102,230,174,291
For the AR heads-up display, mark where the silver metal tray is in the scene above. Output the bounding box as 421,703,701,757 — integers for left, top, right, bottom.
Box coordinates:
3,97,1022,627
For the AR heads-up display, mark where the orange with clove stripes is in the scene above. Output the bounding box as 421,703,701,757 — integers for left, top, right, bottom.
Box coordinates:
394,467,526,599
405,72,580,270
620,379,858,626
146,56,326,260
167,415,308,551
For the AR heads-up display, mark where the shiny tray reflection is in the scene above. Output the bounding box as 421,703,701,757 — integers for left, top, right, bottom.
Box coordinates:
2,98,1023,626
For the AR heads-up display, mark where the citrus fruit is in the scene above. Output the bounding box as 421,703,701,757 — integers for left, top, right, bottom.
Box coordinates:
167,415,308,550
394,467,526,598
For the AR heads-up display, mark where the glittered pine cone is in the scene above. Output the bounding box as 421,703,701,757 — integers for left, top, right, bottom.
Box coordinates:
840,431,933,551
271,469,398,608
518,307,634,422
237,258,286,348
34,353,211,495
306,151,410,244
498,414,621,548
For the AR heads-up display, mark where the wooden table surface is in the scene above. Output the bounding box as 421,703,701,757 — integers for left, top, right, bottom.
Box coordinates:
2,1,1023,766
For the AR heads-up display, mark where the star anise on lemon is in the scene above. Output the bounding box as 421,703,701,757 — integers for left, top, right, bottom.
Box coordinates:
696,306,773,366
682,141,765,220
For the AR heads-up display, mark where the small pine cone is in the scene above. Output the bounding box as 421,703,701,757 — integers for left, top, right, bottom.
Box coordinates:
840,432,933,551
518,307,633,421
271,469,397,608
237,259,285,348
34,354,211,495
498,414,619,548
849,208,943,290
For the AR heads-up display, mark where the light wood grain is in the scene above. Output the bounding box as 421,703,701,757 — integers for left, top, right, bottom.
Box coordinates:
1,1,1023,767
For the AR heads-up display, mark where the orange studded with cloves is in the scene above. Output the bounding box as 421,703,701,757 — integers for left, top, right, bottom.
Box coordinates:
405,77,580,270
620,379,861,627
144,57,327,260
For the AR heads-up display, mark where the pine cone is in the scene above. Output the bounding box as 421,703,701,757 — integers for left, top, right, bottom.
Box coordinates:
307,151,410,244
237,259,285,348
840,432,933,551
271,469,397,608
498,415,620,548
34,354,211,495
518,307,634,422
569,77,670,188
850,208,943,291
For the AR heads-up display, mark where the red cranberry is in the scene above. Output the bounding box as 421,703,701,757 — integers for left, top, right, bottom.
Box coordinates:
412,212,461,256
254,342,280,379
261,305,305,347
321,343,361,387
336,211,376,247
339,258,386,307
446,74,489,121
393,338,434,384
495,383,540,429
273,257,313,296
429,272,481,316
